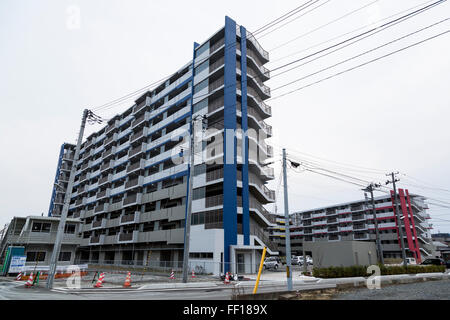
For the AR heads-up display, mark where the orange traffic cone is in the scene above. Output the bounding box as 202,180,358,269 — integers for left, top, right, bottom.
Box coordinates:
25,273,34,288
94,272,105,288
123,272,132,288
15,272,23,281
169,270,175,279
191,269,196,278
224,272,230,284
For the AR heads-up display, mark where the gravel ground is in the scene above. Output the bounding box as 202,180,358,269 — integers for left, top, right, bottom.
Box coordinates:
334,279,450,300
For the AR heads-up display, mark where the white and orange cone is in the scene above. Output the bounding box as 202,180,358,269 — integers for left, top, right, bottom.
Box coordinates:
24,273,34,288
224,272,230,284
191,269,196,278
123,272,132,288
94,272,105,288
169,270,175,279
15,272,23,281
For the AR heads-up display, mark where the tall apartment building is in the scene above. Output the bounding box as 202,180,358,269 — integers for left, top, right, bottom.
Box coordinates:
48,143,75,217
270,190,436,262
48,16,276,275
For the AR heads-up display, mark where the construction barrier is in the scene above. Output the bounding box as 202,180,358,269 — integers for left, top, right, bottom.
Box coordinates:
123,272,132,288
94,272,105,288
24,273,34,288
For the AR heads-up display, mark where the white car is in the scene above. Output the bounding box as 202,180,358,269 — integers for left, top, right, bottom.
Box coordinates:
263,257,279,270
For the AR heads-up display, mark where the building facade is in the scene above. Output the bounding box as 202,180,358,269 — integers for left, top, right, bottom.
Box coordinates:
270,190,436,263
47,16,276,275
0,216,82,268
48,143,75,217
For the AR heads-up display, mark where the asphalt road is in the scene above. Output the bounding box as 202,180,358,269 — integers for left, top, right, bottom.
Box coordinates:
334,279,450,300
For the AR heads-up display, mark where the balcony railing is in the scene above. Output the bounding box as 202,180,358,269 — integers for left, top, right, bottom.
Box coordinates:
205,194,223,208
210,38,225,53
209,77,224,93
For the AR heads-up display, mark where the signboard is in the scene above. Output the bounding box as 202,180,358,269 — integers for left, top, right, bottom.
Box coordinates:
8,255,26,273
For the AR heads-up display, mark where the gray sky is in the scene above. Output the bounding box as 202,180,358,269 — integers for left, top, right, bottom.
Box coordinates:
1,0,449,232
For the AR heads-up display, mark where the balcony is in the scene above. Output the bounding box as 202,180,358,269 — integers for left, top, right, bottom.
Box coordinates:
353,224,368,231
94,203,109,214
210,37,225,53
117,230,138,243
104,133,117,147
125,176,143,190
131,111,149,128
128,143,146,159
353,233,369,240
89,234,105,245
130,127,148,144
246,30,269,62
120,212,140,225
98,174,111,186
96,188,110,200
122,193,142,207
91,219,106,230
312,220,327,226
339,216,352,223
205,194,223,208
100,160,113,172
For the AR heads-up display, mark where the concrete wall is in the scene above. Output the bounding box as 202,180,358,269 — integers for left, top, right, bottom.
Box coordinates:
304,240,377,268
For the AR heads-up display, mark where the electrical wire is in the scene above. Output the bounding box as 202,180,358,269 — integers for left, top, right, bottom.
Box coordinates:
269,0,446,73
271,17,450,80
252,0,318,35
267,0,437,65
268,29,450,101
257,0,332,39
268,0,381,49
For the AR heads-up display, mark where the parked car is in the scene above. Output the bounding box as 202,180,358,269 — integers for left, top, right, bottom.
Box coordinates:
263,256,280,270
291,256,301,265
445,260,450,269
420,258,446,266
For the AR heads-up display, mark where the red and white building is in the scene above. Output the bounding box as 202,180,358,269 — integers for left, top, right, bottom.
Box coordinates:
271,189,436,262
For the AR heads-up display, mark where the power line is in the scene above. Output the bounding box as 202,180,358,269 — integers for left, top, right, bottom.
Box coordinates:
271,17,450,81
252,0,318,35
269,0,381,50
269,0,446,73
268,29,450,101
257,0,332,39
272,143,387,173
267,0,437,65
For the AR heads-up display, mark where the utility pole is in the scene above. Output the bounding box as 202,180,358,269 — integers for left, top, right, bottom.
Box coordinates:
386,172,407,267
282,148,293,291
182,115,206,283
363,183,384,265
47,109,89,289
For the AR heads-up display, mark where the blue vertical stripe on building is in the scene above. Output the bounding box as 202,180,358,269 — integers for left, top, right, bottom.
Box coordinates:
240,25,250,246
223,16,238,272
48,143,65,216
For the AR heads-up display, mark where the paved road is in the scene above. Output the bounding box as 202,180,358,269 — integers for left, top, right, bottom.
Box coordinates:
0,278,330,300
334,279,450,300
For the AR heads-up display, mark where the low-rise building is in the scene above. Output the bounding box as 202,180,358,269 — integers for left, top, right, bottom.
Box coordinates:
269,189,436,263
0,216,82,268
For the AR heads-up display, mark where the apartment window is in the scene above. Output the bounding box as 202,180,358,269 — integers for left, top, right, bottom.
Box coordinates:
193,98,208,113
65,224,76,234
195,60,209,76
193,187,205,200
189,252,213,259
194,79,208,94
196,42,209,57
32,222,51,233
58,252,72,262
26,251,46,262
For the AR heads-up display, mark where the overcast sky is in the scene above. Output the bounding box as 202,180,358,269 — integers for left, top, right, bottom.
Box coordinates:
1,0,449,232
